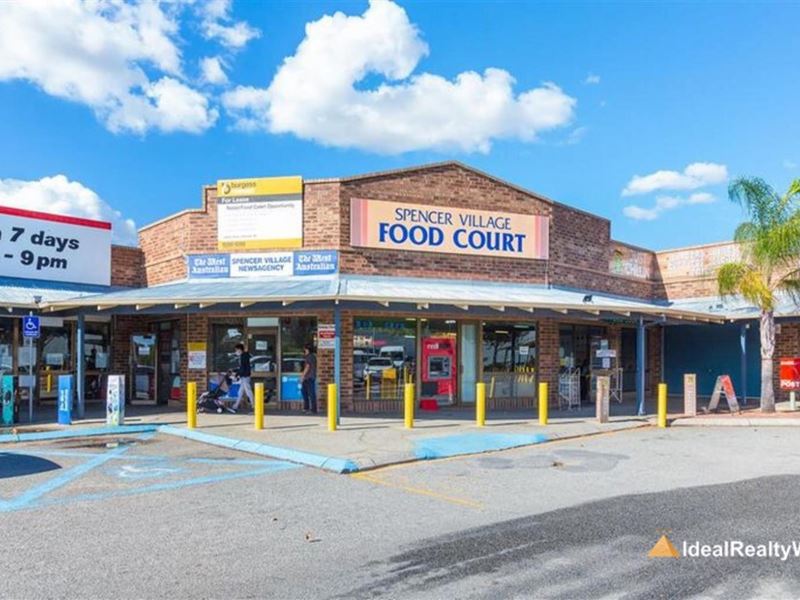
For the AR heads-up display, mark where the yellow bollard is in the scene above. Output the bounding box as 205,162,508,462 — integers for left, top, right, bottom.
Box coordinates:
366,374,371,400
658,382,668,428
404,383,414,428
254,382,264,430
328,383,337,432
489,376,495,399
187,381,197,429
476,382,486,427
538,381,549,425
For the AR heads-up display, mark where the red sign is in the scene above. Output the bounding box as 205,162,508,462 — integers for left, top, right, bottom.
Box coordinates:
780,358,800,391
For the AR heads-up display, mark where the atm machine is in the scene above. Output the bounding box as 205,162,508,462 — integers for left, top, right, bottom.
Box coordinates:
421,337,456,405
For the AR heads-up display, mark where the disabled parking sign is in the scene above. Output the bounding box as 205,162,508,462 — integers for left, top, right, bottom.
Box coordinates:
22,316,40,339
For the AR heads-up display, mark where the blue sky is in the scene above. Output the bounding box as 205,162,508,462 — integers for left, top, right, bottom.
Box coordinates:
0,0,798,250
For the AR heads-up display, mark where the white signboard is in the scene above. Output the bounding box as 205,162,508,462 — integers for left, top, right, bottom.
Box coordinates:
106,375,125,426
188,350,207,370
596,349,617,358
217,198,303,250
230,252,293,277
0,206,111,285
318,324,336,350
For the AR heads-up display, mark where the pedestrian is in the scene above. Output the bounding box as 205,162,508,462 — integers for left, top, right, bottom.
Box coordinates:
229,342,253,413
301,343,317,414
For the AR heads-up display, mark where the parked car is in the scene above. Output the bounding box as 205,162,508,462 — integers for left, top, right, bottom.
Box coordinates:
363,357,395,379
378,345,405,368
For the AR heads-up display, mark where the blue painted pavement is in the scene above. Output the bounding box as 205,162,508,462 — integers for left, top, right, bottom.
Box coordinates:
413,432,550,460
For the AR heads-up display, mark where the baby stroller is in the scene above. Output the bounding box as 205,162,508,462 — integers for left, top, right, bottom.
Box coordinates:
197,372,233,413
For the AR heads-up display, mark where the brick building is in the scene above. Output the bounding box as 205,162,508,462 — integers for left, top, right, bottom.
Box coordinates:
4,162,798,420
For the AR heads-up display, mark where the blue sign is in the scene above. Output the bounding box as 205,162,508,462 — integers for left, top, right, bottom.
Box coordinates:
187,254,230,278
187,250,338,279
57,374,73,425
1,375,14,425
22,315,40,338
293,250,338,276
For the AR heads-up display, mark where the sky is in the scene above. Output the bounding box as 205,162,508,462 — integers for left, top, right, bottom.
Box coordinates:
0,0,798,250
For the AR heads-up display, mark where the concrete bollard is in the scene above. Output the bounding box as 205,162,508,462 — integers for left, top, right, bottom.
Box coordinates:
254,382,264,430
596,376,610,424
658,383,668,428
187,381,197,429
538,381,548,425
327,383,337,432
404,383,414,429
476,382,486,427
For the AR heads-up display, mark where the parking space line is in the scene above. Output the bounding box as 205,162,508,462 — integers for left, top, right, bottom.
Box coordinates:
0,442,132,512
351,471,484,510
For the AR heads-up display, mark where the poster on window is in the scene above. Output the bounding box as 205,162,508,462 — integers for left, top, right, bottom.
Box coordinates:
187,342,207,370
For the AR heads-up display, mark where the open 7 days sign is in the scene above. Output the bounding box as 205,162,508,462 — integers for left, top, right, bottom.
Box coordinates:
0,206,112,286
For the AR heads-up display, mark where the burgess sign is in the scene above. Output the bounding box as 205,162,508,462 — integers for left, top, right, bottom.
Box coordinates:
350,199,549,260
216,176,303,251
0,206,111,286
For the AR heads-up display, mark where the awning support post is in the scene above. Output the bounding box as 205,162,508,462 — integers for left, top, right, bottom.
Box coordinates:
334,303,341,426
636,317,646,416
76,313,85,419
740,323,748,406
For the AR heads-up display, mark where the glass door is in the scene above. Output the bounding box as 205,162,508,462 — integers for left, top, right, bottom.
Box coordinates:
131,334,157,404
248,328,278,403
459,323,478,404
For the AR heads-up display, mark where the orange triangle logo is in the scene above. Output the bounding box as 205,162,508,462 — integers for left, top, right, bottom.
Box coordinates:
648,534,680,558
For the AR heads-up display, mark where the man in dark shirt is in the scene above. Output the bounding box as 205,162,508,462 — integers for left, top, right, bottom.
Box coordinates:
301,343,317,414
230,342,253,413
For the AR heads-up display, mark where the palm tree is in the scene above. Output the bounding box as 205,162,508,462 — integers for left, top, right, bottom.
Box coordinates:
717,177,800,412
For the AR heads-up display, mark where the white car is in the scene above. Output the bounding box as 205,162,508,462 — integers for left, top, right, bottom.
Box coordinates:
363,357,395,379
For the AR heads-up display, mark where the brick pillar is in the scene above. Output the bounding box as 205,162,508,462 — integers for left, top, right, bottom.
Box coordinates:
184,313,209,404
775,322,800,403
315,310,335,411
647,325,663,394
340,313,354,411
538,319,561,406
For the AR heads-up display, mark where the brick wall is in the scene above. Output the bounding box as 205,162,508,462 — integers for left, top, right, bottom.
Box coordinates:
110,245,145,287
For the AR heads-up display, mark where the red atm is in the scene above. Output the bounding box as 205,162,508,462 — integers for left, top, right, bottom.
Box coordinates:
421,337,457,405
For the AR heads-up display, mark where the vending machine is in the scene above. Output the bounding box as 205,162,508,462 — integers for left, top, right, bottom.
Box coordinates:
421,337,457,404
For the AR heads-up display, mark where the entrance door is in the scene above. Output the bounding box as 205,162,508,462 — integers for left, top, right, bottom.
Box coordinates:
156,322,180,405
459,323,478,404
248,329,278,403
131,334,157,404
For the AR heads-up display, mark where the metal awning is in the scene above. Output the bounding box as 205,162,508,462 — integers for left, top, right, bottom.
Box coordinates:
39,274,725,322
672,293,800,321
0,276,116,312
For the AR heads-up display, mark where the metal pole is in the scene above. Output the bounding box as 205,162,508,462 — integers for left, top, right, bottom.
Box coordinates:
76,314,85,418
27,310,33,423
333,303,341,426
740,323,748,407
636,317,646,416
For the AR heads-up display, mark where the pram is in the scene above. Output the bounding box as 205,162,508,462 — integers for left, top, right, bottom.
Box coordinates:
197,372,233,413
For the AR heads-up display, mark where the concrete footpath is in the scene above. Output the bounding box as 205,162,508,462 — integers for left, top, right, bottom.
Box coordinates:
0,409,650,473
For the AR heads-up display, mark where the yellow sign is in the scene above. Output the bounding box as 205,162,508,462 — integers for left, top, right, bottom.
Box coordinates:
187,342,207,352
216,175,304,251
648,535,680,558
216,176,302,198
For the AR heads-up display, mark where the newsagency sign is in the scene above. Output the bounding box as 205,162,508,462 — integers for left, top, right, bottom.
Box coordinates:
187,250,337,279
0,206,111,286
216,176,303,251
350,199,549,260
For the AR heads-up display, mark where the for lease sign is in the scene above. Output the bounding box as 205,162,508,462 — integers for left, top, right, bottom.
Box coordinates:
0,206,111,286
350,198,549,260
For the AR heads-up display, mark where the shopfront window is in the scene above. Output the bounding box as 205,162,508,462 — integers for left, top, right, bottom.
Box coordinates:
211,323,244,372
35,325,72,400
84,322,110,400
0,318,13,376
421,319,458,405
353,317,417,403
482,323,537,399
280,317,316,402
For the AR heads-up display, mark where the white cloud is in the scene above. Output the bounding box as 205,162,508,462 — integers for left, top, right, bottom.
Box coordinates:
198,0,259,49
624,193,717,221
200,56,228,85
0,0,218,134
222,0,576,154
0,175,138,245
622,162,728,196
784,159,798,170
584,74,601,85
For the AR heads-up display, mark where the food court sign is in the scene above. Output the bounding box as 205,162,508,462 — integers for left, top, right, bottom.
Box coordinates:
350,199,549,260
